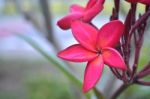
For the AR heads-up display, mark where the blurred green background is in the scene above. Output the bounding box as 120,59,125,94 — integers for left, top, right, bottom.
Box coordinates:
0,0,150,99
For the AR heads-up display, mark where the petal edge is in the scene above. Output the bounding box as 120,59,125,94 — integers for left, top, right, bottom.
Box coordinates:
97,20,124,48
102,47,127,70
57,12,83,30
70,4,84,13
58,44,97,62
71,21,98,51
83,55,104,93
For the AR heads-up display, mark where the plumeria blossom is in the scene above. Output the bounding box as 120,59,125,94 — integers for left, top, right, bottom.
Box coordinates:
126,0,150,5
58,20,127,92
57,0,105,30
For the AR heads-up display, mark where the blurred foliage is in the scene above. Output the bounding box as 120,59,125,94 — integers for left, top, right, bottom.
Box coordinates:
0,55,78,99
0,92,19,99
26,77,75,99
138,41,150,71
119,85,150,99
1,0,146,16
3,2,16,14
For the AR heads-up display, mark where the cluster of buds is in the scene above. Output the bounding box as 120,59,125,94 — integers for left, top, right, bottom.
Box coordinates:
57,0,150,96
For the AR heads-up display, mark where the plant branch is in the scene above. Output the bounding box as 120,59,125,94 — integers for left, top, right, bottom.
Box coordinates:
136,68,150,79
130,19,147,81
135,80,150,86
110,67,122,79
128,9,150,44
135,61,150,80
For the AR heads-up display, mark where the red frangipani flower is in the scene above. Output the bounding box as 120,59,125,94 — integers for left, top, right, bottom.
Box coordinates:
126,0,150,5
58,20,127,92
57,0,105,30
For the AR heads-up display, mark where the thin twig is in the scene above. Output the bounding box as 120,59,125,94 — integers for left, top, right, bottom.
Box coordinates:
127,9,150,44
135,80,150,86
110,67,121,79
130,6,149,82
136,68,150,79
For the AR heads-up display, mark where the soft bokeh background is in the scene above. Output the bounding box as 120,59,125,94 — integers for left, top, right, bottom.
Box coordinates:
0,0,150,99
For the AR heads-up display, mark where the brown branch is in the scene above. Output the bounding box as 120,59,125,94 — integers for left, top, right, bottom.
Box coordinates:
136,68,150,79
128,9,150,44
110,67,122,79
135,80,150,86
134,61,150,79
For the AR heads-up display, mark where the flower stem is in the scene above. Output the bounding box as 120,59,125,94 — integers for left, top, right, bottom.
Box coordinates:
135,80,150,86
128,9,150,43
137,68,150,78
138,61,150,74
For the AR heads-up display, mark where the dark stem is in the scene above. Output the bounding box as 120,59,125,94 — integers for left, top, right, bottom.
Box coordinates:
146,5,150,11
131,4,137,24
128,9,150,44
136,68,150,78
123,9,132,67
130,6,149,82
110,67,122,79
124,4,137,65
114,0,120,19
135,80,150,86
110,0,120,20
111,84,131,99
130,19,146,81
135,61,150,80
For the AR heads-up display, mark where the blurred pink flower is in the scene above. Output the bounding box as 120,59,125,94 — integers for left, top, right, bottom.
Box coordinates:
57,0,105,30
58,20,127,92
126,0,150,5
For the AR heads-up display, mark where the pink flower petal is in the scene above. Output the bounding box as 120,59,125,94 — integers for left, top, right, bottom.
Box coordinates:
57,12,83,30
97,20,124,48
139,0,150,4
58,44,97,62
71,21,98,51
86,0,97,10
126,0,138,3
83,55,104,93
102,47,127,70
83,0,104,21
70,4,84,13
126,0,150,4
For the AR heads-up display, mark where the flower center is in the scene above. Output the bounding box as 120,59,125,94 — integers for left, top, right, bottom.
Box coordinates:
96,49,102,55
